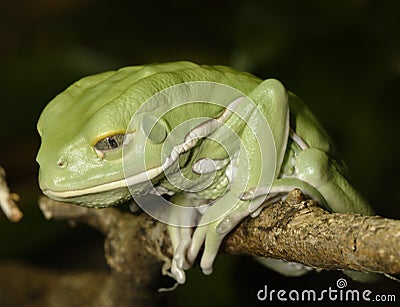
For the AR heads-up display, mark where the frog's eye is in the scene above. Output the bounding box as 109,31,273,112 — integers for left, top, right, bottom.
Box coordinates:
94,134,125,158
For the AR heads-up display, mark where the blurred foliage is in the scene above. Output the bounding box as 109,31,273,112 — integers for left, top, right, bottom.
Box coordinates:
0,0,399,306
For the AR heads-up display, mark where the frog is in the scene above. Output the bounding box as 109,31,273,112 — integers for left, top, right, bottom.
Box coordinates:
36,61,374,284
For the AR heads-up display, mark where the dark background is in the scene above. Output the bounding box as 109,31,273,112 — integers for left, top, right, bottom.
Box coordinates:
0,0,399,306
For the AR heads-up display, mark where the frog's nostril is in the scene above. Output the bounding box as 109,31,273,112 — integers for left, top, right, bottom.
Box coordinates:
57,158,67,168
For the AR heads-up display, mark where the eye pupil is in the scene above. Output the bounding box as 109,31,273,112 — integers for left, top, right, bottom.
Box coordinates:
94,134,125,152
108,136,119,149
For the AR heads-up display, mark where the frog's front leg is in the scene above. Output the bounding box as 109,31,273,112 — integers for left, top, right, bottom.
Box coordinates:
187,78,291,275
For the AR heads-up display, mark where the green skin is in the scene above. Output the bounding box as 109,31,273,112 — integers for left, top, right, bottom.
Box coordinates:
37,61,374,284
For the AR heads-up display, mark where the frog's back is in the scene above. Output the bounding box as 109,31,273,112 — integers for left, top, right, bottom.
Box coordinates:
50,61,261,112
37,62,262,136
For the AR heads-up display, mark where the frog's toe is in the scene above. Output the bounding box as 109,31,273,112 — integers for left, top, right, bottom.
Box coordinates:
174,227,192,270
200,226,226,275
216,203,251,234
167,224,192,283
187,225,207,264
171,258,186,284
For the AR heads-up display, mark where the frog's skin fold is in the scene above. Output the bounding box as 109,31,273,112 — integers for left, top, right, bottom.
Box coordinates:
37,61,374,285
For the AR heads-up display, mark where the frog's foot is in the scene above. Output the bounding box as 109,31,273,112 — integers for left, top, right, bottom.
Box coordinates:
240,186,291,218
241,180,329,218
187,189,292,275
256,257,314,277
187,200,252,275
167,205,199,284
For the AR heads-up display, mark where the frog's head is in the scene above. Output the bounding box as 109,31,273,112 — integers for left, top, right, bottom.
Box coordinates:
36,63,197,207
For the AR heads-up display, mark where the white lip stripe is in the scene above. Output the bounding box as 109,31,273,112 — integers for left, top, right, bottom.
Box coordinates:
44,166,164,199
44,179,127,198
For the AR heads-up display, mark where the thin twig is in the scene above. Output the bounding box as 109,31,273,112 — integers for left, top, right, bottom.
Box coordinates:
0,167,22,222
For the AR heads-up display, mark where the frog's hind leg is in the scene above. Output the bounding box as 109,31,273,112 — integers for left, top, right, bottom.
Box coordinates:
238,178,328,217
294,148,374,215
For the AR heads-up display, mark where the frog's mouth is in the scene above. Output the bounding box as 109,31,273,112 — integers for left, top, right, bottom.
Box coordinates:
42,165,164,200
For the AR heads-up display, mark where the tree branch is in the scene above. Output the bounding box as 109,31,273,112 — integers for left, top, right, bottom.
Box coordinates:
8,188,394,305
39,189,400,276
